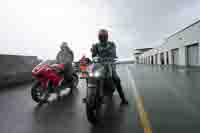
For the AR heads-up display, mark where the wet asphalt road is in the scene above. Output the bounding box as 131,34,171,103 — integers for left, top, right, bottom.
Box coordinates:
0,64,200,133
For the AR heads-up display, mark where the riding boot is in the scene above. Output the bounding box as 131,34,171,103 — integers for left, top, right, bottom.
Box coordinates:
115,79,128,104
112,70,128,105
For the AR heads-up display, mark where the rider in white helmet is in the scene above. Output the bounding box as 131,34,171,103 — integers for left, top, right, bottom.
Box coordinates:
57,42,74,64
56,42,74,82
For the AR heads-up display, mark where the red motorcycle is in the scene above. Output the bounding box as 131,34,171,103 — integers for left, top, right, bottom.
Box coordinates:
31,60,79,104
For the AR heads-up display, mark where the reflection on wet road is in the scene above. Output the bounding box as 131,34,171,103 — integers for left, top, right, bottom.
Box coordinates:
0,64,200,133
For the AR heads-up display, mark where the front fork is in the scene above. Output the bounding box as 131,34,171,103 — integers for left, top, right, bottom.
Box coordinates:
84,79,104,106
98,80,104,100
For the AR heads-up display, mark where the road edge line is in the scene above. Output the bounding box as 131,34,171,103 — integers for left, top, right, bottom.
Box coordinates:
126,66,153,133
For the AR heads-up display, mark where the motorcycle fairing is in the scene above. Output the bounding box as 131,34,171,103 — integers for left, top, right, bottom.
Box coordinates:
32,63,64,89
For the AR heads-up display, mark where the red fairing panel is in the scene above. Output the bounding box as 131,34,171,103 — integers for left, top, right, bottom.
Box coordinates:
32,63,64,89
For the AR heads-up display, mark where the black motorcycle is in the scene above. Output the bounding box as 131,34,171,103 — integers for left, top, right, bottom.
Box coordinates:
83,57,116,124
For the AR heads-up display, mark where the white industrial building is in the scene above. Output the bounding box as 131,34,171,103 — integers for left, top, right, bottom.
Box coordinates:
138,20,200,67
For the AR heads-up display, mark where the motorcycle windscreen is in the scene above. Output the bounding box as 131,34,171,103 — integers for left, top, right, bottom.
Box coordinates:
87,63,105,75
36,60,57,67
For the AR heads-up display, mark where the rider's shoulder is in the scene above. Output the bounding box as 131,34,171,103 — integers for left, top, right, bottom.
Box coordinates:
92,43,98,47
57,50,62,55
108,41,116,47
92,41,116,47
92,43,101,48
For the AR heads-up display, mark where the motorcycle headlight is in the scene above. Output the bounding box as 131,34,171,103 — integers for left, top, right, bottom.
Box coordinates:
89,73,94,77
94,72,100,77
89,72,101,77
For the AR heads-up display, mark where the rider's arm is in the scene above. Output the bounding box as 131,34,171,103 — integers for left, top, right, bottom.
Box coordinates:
70,50,74,62
91,44,98,58
56,51,61,64
109,42,117,58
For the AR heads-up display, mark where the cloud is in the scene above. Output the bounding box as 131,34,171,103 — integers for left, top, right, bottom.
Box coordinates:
0,0,200,60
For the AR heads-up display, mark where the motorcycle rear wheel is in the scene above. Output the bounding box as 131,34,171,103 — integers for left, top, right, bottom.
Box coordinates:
72,73,79,89
68,73,79,94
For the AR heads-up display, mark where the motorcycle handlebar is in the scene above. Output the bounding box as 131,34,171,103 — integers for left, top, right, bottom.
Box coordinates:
92,57,117,64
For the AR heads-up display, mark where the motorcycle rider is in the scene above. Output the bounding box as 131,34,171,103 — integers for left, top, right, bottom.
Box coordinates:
56,42,74,95
91,29,128,105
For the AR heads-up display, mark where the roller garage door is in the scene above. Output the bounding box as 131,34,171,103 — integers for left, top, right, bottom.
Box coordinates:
155,54,158,64
151,56,154,64
160,53,164,65
172,49,179,65
187,44,199,66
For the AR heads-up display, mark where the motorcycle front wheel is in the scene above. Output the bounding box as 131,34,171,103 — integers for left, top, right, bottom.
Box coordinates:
31,81,49,104
86,95,101,124
85,80,102,124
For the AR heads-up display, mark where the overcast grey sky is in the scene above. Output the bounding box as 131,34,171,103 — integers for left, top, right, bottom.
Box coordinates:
0,0,200,60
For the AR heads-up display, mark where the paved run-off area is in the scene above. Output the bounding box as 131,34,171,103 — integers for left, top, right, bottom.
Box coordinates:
0,64,200,133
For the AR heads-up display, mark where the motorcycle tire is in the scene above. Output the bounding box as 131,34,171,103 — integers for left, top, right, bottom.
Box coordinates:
72,73,79,89
69,73,79,94
86,95,100,124
31,81,49,104
111,88,115,97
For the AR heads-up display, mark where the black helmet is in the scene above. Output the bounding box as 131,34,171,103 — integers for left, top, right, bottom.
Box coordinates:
98,29,108,42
